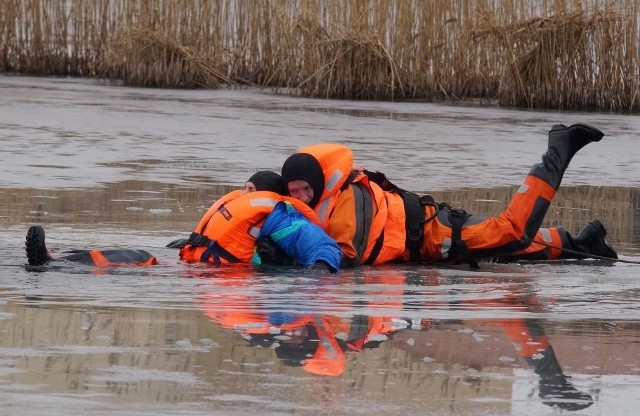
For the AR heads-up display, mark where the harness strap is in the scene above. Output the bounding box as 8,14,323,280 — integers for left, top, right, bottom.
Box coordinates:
340,170,360,191
350,182,373,265
361,170,439,264
187,232,241,264
363,170,401,193
342,170,479,267
446,209,479,269
363,231,384,265
401,191,425,262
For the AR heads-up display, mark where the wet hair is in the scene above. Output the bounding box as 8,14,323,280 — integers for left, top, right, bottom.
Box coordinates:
281,153,325,208
246,171,286,195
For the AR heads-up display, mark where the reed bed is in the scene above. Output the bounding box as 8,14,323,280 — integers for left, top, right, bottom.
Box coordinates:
2,0,639,111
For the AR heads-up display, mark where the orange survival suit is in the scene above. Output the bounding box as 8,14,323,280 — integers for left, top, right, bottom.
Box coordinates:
280,124,611,268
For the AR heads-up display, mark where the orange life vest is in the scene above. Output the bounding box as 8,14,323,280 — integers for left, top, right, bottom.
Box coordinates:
192,189,243,235
295,144,406,265
179,191,320,265
295,144,354,228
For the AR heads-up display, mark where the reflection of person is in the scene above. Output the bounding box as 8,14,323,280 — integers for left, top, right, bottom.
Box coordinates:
196,269,593,410
275,317,592,410
508,319,594,411
203,310,402,376
278,123,617,268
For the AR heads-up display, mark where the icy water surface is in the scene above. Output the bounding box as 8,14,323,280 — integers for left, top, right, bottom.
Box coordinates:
1,75,640,415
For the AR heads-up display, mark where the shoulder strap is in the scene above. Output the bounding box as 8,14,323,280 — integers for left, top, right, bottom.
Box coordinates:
363,169,403,193
349,182,373,265
187,232,241,264
340,170,361,191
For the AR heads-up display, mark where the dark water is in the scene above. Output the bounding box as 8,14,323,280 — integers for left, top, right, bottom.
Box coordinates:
1,75,640,415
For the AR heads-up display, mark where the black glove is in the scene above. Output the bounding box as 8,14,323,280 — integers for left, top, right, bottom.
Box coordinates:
255,236,293,265
305,260,336,275
166,237,190,248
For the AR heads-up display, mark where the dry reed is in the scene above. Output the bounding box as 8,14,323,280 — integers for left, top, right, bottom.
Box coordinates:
1,0,639,111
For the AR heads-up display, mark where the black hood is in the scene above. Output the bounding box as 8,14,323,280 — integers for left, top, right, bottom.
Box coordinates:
246,170,286,195
281,153,325,208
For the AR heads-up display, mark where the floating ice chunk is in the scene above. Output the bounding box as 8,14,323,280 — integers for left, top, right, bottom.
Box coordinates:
176,338,192,349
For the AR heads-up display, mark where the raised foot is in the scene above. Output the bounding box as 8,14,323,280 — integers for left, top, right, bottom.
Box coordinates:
549,123,604,144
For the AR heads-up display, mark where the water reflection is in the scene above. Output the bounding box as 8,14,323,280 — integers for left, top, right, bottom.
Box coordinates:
2,229,640,415
2,75,640,415
190,266,616,412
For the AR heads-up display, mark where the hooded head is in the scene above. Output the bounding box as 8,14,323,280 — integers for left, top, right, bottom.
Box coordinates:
274,323,346,376
244,171,286,195
281,153,325,208
274,324,320,367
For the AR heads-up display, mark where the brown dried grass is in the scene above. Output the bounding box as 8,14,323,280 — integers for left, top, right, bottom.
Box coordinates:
1,0,639,110
101,26,233,88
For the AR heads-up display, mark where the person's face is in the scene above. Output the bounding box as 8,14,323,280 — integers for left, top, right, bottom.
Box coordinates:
288,180,314,205
242,181,257,195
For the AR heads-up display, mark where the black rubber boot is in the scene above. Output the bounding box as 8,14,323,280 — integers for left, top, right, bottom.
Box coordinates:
529,123,604,190
526,347,593,411
538,374,594,411
572,220,618,259
25,225,54,266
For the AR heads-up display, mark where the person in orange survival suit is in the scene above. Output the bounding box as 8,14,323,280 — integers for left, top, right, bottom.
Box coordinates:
177,189,342,272
171,169,340,272
25,171,286,267
165,170,288,249
277,123,617,268
25,171,342,271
